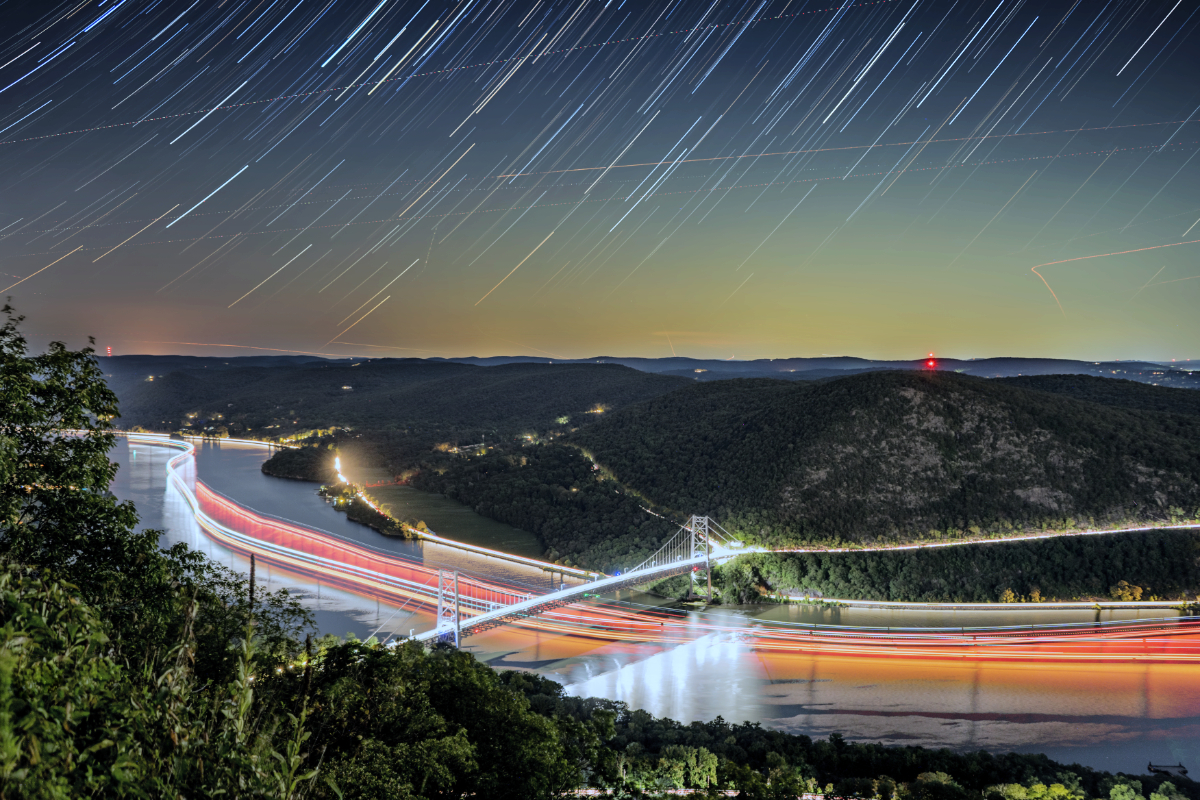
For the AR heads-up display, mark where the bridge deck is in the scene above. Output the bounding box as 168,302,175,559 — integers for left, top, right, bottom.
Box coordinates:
412,554,734,643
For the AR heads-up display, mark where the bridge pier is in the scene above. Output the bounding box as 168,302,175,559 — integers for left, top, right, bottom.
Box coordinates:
687,515,715,602
436,569,460,647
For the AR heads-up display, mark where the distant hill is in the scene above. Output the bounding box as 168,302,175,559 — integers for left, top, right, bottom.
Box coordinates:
102,352,1200,394
110,358,688,439
998,374,1200,417
567,371,1200,547
431,355,1200,389
406,370,1200,569
103,351,1200,570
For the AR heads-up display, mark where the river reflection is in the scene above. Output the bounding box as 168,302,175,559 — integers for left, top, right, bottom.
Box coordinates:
108,437,1200,774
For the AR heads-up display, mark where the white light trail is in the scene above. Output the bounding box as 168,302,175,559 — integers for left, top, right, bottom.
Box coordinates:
475,231,553,306
166,165,249,228
229,244,312,307
0,247,82,294
1116,0,1181,76
337,259,417,325
169,81,247,145
737,185,818,270
322,0,391,68
93,204,179,262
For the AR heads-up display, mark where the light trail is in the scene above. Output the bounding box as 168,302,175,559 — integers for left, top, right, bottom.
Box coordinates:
228,243,312,307
126,435,1200,662
92,204,178,262
0,246,82,294
129,340,335,356
1032,237,1200,314
474,231,552,306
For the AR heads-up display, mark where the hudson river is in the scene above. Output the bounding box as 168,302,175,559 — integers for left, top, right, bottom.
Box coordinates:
110,437,1199,775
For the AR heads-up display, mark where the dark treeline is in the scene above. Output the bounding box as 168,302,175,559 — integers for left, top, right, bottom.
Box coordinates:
998,375,1200,418
109,356,686,443
262,444,339,481
410,444,677,569
714,529,1200,604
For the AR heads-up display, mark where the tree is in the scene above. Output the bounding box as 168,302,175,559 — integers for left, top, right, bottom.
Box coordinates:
301,641,580,800
0,304,167,647
1111,785,1142,800
0,563,313,798
0,304,309,677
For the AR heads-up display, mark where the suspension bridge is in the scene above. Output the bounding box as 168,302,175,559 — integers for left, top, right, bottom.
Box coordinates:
414,515,746,646
121,438,1200,657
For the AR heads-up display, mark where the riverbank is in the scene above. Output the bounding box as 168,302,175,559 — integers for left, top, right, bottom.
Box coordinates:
107,434,1200,773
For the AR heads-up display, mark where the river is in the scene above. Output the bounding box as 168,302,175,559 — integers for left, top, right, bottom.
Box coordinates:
108,437,1200,776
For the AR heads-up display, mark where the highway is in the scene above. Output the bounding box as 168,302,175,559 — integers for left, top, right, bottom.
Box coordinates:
128,432,1200,661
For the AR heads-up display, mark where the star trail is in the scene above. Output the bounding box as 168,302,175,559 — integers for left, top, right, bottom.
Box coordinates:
0,0,1196,359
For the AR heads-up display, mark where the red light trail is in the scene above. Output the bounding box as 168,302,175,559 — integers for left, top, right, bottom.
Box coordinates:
135,435,1200,662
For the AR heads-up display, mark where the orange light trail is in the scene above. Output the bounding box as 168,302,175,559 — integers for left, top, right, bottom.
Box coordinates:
132,436,1200,661
0,246,82,293
130,341,337,356
1032,237,1200,314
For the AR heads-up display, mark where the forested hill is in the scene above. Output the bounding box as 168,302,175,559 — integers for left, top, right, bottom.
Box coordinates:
111,359,688,438
998,374,1200,417
570,371,1200,547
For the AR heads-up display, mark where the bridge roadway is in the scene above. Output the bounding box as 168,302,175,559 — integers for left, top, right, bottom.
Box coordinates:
116,433,1200,646
411,545,750,643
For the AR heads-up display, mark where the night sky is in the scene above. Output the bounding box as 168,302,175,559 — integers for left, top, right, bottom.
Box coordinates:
1,0,1197,360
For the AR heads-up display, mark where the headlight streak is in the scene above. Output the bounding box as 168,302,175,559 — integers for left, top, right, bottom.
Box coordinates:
129,432,1200,662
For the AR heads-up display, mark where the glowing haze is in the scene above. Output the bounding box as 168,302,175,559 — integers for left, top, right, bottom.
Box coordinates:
1,0,1197,360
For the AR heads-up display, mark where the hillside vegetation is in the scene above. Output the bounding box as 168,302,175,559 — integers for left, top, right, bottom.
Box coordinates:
415,371,1200,572
571,371,1200,548
716,529,1200,604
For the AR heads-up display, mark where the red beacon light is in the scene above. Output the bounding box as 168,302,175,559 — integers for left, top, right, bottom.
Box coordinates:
925,353,936,369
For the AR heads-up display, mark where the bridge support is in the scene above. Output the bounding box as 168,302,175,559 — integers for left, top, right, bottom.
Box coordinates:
436,569,460,647
688,515,714,601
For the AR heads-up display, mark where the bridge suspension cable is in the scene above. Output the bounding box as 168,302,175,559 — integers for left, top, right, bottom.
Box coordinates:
413,515,741,645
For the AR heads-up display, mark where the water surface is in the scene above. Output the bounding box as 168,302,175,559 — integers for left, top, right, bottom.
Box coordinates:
108,438,1199,775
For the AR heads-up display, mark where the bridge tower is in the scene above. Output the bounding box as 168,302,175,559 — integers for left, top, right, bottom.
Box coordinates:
436,569,461,647
688,515,714,600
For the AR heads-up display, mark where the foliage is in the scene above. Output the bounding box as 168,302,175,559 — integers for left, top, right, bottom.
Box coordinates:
0,562,312,798
410,443,677,570
713,529,1200,603
0,303,164,651
998,376,1200,418
263,445,336,482
571,371,1200,551
295,642,581,800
